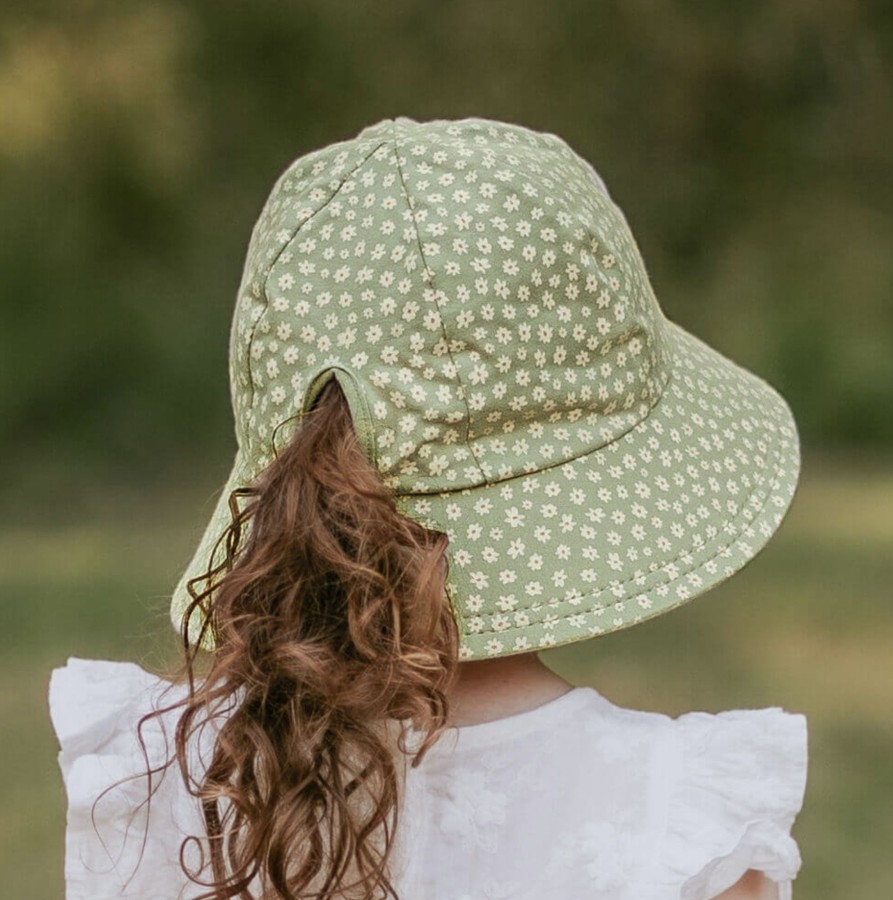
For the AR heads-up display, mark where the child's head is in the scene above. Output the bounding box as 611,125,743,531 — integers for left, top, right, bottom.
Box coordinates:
164,115,800,897
172,116,799,662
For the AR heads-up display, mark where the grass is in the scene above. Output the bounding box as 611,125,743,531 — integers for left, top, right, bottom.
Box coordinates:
1,452,891,899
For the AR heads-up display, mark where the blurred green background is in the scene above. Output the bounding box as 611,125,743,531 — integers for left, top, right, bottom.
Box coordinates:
1,1,890,897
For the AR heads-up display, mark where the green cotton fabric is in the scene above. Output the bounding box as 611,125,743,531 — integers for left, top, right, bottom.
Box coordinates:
170,116,800,658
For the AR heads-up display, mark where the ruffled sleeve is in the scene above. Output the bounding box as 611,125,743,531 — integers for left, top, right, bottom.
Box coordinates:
662,707,808,900
48,658,210,900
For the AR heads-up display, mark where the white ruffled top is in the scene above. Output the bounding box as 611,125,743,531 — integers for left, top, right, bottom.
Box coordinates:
48,658,808,900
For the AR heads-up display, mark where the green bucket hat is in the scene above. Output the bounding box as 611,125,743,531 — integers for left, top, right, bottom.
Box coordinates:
170,116,800,658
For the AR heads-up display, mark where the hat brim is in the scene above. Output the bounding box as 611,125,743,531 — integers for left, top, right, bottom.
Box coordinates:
393,319,801,658
172,320,800,658
170,456,255,649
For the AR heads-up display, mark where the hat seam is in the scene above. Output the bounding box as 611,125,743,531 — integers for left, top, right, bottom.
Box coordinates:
390,118,489,486
244,139,391,439
392,357,674,501
388,118,674,493
463,422,790,640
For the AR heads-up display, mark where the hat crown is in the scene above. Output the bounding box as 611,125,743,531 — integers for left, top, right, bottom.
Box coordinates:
229,117,674,494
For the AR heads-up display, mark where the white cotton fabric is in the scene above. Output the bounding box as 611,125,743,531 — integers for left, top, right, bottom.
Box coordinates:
48,658,808,900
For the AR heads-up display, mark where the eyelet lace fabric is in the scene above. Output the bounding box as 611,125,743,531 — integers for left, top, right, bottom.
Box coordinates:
49,658,807,899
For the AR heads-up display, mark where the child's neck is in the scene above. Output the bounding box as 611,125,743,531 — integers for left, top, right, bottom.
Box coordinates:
445,652,574,727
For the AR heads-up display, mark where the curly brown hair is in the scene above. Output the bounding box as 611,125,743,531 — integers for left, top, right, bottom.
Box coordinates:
144,376,460,899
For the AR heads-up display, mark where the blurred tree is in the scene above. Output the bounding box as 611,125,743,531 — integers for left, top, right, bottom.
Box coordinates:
1,0,890,513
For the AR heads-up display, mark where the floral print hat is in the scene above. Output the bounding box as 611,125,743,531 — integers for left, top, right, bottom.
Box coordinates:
170,116,800,659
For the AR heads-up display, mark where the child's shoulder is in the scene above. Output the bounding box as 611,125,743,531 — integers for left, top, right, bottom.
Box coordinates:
569,687,809,896
571,685,808,821
48,658,204,898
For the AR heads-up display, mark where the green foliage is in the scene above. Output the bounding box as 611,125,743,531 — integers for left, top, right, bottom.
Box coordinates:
1,1,891,496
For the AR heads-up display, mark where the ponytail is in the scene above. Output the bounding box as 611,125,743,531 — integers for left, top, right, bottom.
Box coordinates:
171,376,460,898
